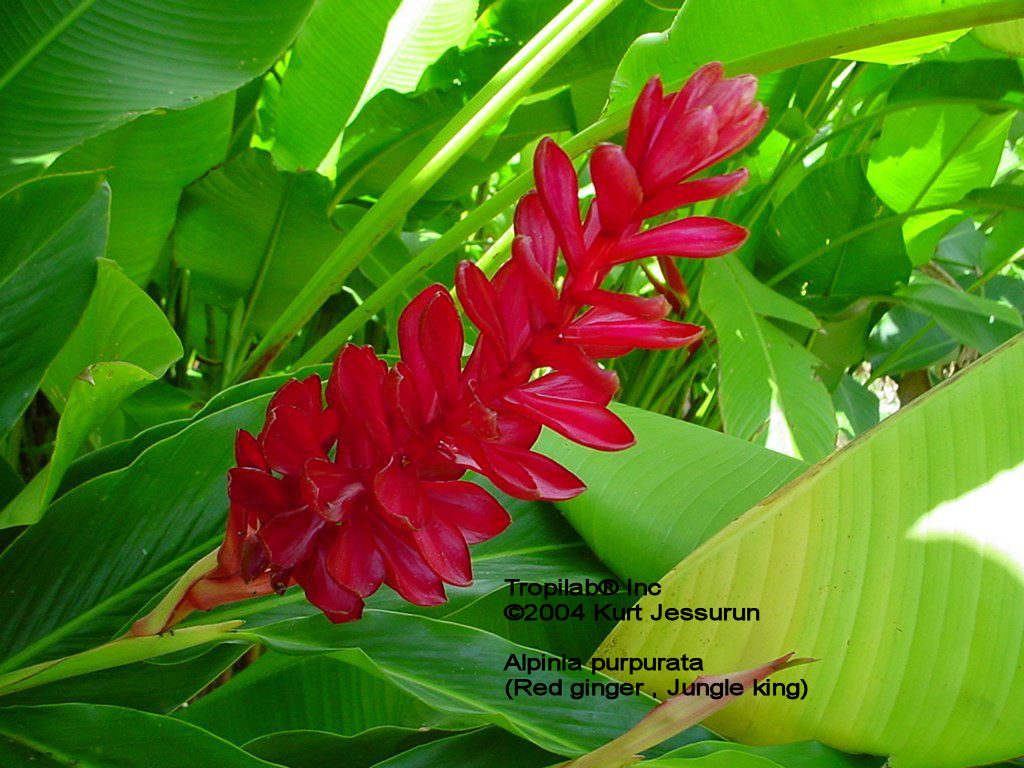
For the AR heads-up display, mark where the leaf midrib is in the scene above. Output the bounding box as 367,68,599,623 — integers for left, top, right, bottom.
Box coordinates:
718,259,793,447
0,180,102,291
0,0,98,92
907,111,991,211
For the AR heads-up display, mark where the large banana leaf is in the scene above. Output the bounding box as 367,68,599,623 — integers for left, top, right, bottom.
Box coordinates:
0,0,314,160
609,0,1024,107
595,332,1024,768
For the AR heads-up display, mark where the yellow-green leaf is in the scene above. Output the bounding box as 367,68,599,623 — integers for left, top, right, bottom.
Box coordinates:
595,332,1024,768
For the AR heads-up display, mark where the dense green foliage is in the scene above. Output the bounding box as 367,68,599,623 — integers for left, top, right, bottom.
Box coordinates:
1,1,1023,766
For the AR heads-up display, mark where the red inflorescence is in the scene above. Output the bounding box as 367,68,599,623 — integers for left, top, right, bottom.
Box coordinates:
176,63,766,626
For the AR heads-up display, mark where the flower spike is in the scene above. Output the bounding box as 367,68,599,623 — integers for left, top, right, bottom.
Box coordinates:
136,63,764,634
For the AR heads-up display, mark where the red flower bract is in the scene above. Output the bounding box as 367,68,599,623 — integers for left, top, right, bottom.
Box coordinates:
167,64,765,627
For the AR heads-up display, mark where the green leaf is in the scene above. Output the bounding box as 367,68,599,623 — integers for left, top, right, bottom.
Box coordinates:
643,756,785,768
174,150,343,335
806,314,875,391
700,256,838,462
0,704,283,767
832,375,880,441
896,273,1023,352
57,419,192,500
335,82,574,202
0,363,155,529
252,611,713,757
609,0,1024,108
368,727,560,768
46,97,233,283
273,0,477,173
867,105,1011,211
271,0,401,171
974,18,1024,54
350,0,477,105
242,726,449,768
0,394,271,670
886,59,1024,105
0,645,246,714
835,29,968,64
0,175,105,436
120,382,203,437
981,207,1024,273
0,0,315,160
867,304,959,376
0,461,22,510
596,332,1024,768
764,156,911,305
536,404,808,583
41,259,183,410
661,739,881,767
58,365,333,500
177,651,466,744
867,104,1012,262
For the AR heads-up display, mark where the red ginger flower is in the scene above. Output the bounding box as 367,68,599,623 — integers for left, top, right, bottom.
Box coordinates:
141,63,764,631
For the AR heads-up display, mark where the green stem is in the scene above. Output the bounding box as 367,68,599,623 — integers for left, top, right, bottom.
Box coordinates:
233,0,626,380
635,349,678,411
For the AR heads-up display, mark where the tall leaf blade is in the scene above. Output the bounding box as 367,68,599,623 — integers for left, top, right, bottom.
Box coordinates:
46,97,233,283
271,0,401,171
